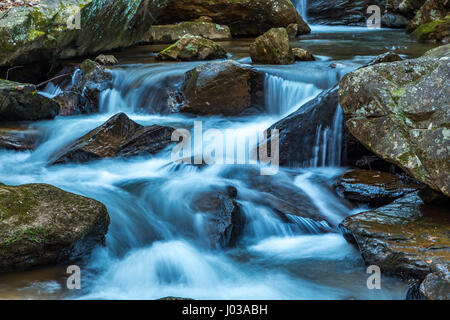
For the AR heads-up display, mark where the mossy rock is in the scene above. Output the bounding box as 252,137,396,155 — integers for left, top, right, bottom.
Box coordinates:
0,79,60,121
0,183,110,273
411,14,450,42
249,28,294,65
338,46,450,197
157,34,227,61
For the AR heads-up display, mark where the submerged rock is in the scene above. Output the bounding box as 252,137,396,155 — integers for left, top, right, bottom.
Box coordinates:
0,79,60,121
0,0,165,67
338,46,450,196
157,34,227,61
249,28,294,65
51,113,175,164
366,52,403,66
148,22,232,44
172,60,265,116
0,183,110,273
0,125,41,151
292,47,315,61
417,265,450,300
156,0,310,37
336,169,424,205
192,187,245,248
340,192,450,280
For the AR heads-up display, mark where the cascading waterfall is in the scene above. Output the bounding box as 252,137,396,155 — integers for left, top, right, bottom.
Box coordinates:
293,0,308,21
1,27,413,299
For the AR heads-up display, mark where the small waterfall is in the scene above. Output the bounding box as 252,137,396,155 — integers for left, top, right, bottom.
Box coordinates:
264,74,321,116
309,106,343,167
293,0,308,21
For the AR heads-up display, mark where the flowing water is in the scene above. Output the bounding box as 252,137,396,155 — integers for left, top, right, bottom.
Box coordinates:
0,26,437,300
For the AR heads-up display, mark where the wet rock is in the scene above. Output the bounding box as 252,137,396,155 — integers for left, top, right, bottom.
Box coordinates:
94,54,119,66
366,52,403,66
173,60,265,116
249,28,294,65
192,187,245,248
157,34,227,61
406,0,449,33
148,22,232,44
422,43,450,58
0,125,41,151
0,0,166,67
340,192,450,279
52,59,112,116
195,16,213,23
286,23,299,40
0,79,60,121
51,113,175,164
0,183,110,273
157,0,310,37
418,265,450,300
336,169,424,205
386,0,427,19
259,86,341,167
338,47,450,196
292,47,315,61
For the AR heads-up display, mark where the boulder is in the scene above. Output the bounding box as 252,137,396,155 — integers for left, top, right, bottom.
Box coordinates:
172,60,265,116
94,54,119,66
0,79,60,121
157,34,227,61
51,113,175,164
0,125,41,151
382,13,411,28
249,28,294,65
340,192,450,280
286,23,299,40
0,183,110,273
418,266,450,300
336,169,424,205
338,47,450,196
406,0,449,33
422,43,450,58
156,0,310,37
386,0,427,18
192,187,245,248
292,47,315,61
148,22,232,44
0,0,166,67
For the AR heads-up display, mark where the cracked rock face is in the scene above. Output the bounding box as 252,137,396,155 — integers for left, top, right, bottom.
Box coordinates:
338,46,450,197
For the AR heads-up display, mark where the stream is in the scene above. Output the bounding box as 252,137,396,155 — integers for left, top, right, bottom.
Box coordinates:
0,26,438,300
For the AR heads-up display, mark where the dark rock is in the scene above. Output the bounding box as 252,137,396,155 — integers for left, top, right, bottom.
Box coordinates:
192,187,245,248
340,192,450,279
339,47,450,196
0,183,110,273
51,113,175,164
54,91,87,116
249,28,294,65
156,0,310,37
157,34,228,61
382,13,411,28
0,79,60,121
172,60,265,116
366,52,403,66
406,0,449,33
418,265,450,300
336,169,424,205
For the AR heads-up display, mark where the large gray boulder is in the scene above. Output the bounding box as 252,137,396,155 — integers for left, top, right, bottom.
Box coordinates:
338,45,450,197
148,22,232,43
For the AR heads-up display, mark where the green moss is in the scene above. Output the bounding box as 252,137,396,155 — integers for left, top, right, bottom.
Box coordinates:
3,226,50,246
0,187,37,223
